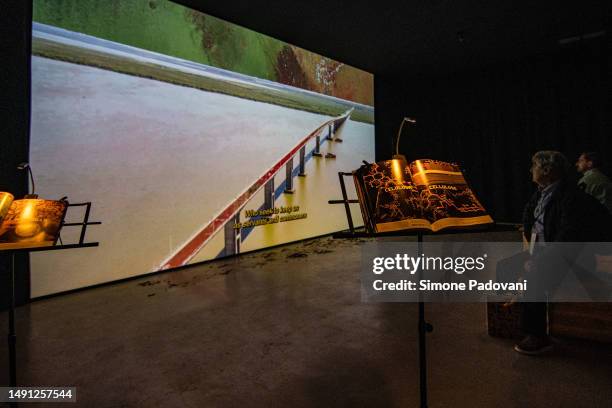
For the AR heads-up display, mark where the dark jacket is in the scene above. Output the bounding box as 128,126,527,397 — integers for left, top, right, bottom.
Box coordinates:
523,179,612,243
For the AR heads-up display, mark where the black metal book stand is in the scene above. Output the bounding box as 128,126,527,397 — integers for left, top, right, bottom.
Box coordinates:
329,171,516,408
3,201,101,397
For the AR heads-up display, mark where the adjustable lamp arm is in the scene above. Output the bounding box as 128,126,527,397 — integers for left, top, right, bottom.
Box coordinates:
17,162,35,196
394,116,416,159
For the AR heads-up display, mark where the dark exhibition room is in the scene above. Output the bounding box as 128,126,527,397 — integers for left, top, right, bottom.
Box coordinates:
1,0,611,407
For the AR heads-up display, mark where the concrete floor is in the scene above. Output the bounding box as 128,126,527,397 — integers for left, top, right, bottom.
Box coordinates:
1,235,611,407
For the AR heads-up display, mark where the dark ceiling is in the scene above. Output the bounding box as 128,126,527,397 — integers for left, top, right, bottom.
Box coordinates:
176,0,610,77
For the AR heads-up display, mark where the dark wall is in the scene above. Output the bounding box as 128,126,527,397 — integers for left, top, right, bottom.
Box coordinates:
0,0,32,308
375,36,610,223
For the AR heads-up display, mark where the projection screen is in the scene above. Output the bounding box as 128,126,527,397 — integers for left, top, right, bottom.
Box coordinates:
30,0,375,296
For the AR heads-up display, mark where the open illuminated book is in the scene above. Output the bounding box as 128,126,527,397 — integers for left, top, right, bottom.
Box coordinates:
353,158,493,233
0,192,68,249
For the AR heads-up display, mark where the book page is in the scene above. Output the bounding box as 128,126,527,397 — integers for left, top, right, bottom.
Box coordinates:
0,198,68,250
409,159,493,231
0,192,14,224
354,159,432,233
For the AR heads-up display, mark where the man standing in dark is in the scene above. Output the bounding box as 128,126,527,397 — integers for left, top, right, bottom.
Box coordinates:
576,152,612,213
516,151,610,355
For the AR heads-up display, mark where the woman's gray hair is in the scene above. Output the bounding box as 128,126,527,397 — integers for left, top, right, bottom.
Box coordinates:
532,150,570,178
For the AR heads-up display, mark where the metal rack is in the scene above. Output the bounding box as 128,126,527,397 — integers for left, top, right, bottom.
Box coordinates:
3,201,100,394
328,171,516,408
